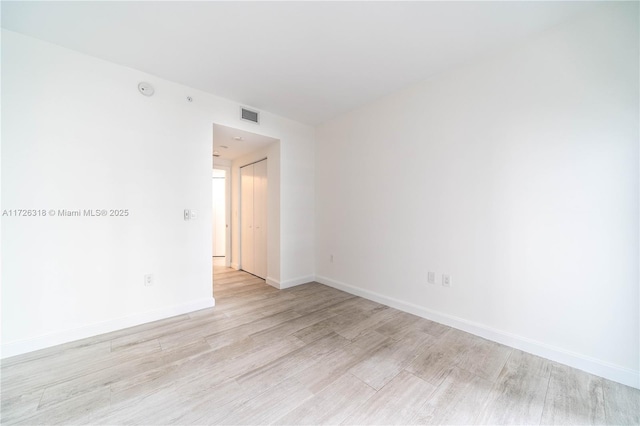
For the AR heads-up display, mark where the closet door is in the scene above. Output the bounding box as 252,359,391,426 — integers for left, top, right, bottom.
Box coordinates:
240,164,254,275
253,160,268,279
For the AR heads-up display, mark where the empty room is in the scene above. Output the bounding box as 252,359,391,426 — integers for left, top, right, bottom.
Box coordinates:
1,1,638,425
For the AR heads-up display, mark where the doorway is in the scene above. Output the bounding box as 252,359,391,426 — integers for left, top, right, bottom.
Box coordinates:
212,167,230,267
212,123,280,294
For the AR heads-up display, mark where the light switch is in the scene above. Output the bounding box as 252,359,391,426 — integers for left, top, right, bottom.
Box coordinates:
442,274,451,287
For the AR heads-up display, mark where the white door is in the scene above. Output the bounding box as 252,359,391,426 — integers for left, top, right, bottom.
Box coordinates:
241,164,255,274
240,159,267,279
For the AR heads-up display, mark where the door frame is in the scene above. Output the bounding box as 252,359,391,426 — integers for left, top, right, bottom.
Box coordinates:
213,165,231,267
212,122,281,287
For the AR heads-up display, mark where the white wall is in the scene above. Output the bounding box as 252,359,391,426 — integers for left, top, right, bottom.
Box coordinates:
1,30,315,357
281,128,316,286
315,3,639,387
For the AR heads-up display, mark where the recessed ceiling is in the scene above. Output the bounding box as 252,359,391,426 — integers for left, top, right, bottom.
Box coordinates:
213,124,278,161
1,1,601,125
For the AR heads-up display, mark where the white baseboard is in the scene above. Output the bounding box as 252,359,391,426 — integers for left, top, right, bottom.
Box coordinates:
266,276,280,288
280,275,315,289
1,297,215,359
266,275,315,289
315,275,639,390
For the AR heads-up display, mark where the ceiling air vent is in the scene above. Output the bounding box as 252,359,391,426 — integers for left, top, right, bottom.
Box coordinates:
240,107,260,124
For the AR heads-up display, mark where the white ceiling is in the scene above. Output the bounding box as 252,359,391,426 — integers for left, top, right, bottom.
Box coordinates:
213,123,278,161
2,1,600,125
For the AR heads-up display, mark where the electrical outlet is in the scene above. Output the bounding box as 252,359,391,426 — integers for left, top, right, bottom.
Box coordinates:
442,274,451,287
428,271,436,284
144,274,154,287
184,209,190,221
330,254,334,263
190,210,197,219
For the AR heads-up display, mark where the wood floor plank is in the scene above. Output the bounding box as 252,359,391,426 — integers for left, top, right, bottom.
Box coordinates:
109,340,213,404
109,311,227,351
220,293,301,319
168,379,245,425
276,372,376,425
476,351,551,425
407,317,451,338
411,366,494,425
374,310,421,340
157,305,291,351
217,377,314,425
405,327,479,386
291,311,371,344
245,308,339,347
335,305,400,340
1,313,192,370
602,379,640,425
214,288,276,303
13,386,111,425
349,330,433,390
1,340,112,372
205,309,302,350
171,335,305,395
291,290,356,316
234,332,351,396
292,330,391,394
500,348,554,379
39,339,163,408
0,388,44,425
2,337,162,402
95,385,184,425
455,336,512,382
341,370,436,425
540,364,606,425
327,296,387,316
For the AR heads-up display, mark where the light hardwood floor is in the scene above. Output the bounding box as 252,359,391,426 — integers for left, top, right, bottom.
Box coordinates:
1,266,638,425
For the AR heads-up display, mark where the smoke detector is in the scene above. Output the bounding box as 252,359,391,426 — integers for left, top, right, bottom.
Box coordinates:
138,82,154,96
